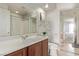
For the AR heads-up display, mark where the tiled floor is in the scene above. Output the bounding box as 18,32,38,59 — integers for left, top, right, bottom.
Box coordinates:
49,39,79,56
57,42,79,56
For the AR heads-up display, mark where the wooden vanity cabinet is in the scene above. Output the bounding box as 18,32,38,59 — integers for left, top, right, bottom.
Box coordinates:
42,39,48,56
6,49,23,56
6,39,48,56
27,39,48,56
23,47,28,56
6,47,28,56
27,41,42,56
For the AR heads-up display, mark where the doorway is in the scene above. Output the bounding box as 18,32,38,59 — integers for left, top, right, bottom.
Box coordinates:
63,18,75,44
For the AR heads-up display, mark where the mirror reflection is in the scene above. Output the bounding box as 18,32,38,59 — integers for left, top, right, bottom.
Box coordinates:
60,9,77,44
0,4,47,37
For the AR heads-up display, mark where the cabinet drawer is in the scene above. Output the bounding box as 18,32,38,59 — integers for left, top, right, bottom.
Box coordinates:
28,42,42,56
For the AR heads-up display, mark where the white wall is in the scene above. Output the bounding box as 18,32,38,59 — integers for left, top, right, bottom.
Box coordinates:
36,8,47,35
47,9,60,44
11,13,23,35
0,4,8,10
23,18,29,34
11,16,22,35
76,15,79,44
57,3,75,11
0,8,10,36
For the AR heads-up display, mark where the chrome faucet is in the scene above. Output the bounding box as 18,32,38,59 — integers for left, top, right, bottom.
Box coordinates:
21,35,28,40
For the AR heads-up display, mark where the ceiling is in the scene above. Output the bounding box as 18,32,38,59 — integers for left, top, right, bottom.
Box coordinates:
0,3,79,16
0,3,56,16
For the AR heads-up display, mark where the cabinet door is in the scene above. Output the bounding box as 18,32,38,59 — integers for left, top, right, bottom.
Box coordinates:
28,42,42,56
23,47,28,56
6,49,23,56
42,39,48,56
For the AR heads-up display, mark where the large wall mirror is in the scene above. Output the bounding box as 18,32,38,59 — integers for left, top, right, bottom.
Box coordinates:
0,4,46,37
10,8,46,36
10,13,37,36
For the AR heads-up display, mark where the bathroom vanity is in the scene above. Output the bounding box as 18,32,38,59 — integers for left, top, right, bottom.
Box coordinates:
0,6,48,56
6,38,48,56
5,37,48,56
0,36,48,56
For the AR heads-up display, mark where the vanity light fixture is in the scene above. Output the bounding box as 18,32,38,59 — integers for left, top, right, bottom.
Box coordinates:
45,4,48,8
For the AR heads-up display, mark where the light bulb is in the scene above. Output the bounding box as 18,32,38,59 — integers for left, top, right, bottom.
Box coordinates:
45,4,48,8
15,11,19,13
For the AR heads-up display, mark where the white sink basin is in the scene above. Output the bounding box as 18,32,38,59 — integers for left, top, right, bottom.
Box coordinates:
22,35,43,45
0,36,23,48
0,37,23,55
0,35,42,50
25,35,42,40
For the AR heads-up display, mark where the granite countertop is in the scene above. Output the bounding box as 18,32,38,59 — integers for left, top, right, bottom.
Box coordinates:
0,35,48,56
